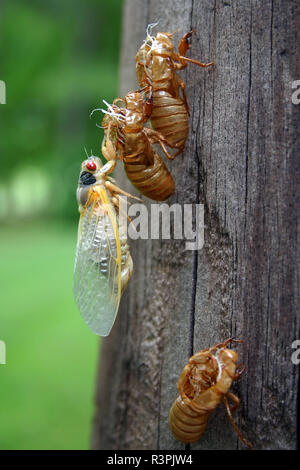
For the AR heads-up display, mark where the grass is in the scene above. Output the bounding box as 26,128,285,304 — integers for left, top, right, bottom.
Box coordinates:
0,220,99,449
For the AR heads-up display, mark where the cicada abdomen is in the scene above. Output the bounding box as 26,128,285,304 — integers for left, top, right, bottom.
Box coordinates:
99,90,176,201
73,155,134,336
136,27,213,158
169,339,253,448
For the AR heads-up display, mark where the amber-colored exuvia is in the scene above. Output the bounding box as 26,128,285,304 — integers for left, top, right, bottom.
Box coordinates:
169,338,253,448
101,89,176,201
136,27,213,158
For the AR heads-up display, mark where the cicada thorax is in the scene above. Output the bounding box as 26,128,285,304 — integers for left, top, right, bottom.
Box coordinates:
101,91,175,201
169,343,239,444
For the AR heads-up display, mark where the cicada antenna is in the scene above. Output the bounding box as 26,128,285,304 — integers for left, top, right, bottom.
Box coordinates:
223,396,253,449
84,147,89,159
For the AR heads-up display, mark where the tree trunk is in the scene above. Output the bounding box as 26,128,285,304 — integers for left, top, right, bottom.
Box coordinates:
91,0,299,450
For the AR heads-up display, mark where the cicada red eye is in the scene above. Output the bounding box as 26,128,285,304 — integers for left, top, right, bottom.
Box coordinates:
86,161,97,171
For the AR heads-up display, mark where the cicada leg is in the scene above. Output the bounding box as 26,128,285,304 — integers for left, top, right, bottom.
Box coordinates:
112,195,139,233
175,74,189,115
102,122,118,163
105,180,141,201
142,85,153,120
226,392,241,413
100,159,117,175
210,338,243,353
178,30,194,58
176,31,214,69
144,127,180,160
223,395,253,449
234,364,246,379
137,64,153,89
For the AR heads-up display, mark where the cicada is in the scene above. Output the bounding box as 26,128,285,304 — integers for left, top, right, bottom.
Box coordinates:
169,339,253,448
98,90,176,201
136,24,213,158
73,154,135,336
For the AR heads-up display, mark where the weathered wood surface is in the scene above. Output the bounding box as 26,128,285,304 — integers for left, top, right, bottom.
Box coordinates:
92,0,300,450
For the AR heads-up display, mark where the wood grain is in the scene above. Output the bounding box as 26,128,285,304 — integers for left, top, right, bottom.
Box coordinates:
92,0,300,450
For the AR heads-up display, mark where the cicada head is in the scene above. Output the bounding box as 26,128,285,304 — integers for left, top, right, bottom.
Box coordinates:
77,156,103,207
80,155,102,179
101,102,126,131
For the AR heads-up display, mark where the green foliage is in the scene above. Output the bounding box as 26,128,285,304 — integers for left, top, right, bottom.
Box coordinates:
0,0,123,221
0,0,123,449
0,222,99,449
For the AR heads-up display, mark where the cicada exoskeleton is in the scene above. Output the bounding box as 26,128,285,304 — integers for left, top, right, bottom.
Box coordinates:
136,25,213,158
169,339,253,448
98,90,177,201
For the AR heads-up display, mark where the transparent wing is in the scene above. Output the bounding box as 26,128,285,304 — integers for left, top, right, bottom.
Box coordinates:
73,187,121,336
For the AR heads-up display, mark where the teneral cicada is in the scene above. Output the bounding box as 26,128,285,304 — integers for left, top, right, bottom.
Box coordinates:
73,155,135,336
136,25,213,158
169,339,253,448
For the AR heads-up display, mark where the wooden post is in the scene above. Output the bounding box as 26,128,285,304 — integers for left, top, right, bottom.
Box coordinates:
92,0,299,450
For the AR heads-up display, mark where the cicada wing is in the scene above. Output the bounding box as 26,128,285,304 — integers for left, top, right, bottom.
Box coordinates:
73,189,121,336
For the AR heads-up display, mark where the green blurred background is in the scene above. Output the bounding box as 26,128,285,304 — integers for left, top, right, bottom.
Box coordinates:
0,0,123,449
